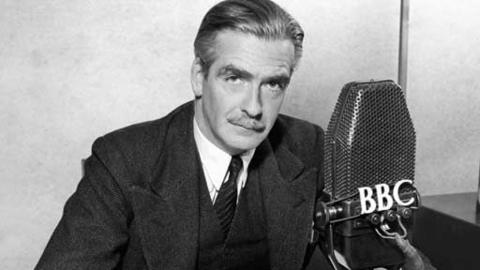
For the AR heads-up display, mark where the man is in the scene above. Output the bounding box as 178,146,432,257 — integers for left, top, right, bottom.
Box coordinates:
36,0,431,269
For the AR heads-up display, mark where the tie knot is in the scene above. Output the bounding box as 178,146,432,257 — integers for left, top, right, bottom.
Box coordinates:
229,155,243,174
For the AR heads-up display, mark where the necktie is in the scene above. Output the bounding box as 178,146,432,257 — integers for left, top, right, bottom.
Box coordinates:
214,155,243,237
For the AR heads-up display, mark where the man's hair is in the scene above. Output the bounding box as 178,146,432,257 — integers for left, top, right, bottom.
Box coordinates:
193,0,304,76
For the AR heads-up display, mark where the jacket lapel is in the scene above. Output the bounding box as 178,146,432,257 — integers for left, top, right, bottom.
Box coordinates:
129,103,201,270
255,140,318,270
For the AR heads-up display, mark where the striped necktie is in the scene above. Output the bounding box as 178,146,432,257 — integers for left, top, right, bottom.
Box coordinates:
214,155,243,237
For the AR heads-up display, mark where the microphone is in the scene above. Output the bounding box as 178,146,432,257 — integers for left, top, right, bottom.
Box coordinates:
315,80,420,270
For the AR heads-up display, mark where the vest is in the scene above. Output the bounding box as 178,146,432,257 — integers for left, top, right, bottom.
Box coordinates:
197,169,270,270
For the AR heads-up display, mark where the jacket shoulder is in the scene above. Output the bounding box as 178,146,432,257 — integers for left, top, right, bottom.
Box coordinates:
100,101,191,147
271,114,324,149
270,114,324,169
90,101,193,186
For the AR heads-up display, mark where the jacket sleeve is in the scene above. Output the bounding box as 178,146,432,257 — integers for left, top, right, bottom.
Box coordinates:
35,138,131,270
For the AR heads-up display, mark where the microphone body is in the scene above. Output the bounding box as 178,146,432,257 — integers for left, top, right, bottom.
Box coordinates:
316,80,419,269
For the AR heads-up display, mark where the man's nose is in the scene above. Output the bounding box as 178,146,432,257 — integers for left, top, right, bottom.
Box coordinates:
243,85,262,120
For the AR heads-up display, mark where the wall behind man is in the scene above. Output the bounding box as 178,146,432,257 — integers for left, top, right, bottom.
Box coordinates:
407,0,480,197
0,0,477,269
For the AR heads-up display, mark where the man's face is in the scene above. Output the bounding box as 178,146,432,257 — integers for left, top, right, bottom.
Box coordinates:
192,30,295,155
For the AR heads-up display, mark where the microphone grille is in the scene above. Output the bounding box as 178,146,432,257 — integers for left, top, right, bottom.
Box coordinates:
324,80,416,199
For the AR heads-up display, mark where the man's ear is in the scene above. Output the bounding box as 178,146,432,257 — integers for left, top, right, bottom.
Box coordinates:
191,57,205,98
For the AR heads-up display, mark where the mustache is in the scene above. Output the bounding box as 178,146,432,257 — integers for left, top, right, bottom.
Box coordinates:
228,116,266,132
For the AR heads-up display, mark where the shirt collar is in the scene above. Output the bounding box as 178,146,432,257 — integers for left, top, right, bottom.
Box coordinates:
193,118,255,191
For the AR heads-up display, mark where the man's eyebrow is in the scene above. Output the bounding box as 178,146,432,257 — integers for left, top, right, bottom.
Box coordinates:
217,64,253,79
217,64,292,82
265,74,291,84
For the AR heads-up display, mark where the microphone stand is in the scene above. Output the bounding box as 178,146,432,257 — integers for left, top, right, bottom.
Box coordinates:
318,224,349,270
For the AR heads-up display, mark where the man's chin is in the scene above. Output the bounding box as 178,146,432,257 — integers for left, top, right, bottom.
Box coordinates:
225,136,265,153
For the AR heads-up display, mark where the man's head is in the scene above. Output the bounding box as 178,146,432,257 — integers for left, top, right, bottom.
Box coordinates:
194,0,304,76
191,0,304,155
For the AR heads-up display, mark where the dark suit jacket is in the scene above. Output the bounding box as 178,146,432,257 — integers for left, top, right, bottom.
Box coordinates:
36,101,326,270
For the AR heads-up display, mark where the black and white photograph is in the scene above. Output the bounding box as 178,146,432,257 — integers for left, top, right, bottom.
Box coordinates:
1,0,479,269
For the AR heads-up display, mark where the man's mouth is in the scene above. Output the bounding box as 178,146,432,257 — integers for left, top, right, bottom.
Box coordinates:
228,118,266,132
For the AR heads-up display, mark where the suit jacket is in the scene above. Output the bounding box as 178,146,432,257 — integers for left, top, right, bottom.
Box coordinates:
36,101,326,270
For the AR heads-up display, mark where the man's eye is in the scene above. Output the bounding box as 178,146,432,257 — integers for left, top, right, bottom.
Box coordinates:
225,75,242,84
265,81,284,91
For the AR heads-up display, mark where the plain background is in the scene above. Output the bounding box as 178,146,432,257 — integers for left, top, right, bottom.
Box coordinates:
1,0,479,268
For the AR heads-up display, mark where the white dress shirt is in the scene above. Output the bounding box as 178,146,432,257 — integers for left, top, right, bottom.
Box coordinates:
193,119,255,204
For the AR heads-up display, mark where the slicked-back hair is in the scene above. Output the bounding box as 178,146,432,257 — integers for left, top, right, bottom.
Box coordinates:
193,0,304,76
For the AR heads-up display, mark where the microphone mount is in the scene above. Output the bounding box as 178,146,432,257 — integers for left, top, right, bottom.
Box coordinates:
314,188,421,270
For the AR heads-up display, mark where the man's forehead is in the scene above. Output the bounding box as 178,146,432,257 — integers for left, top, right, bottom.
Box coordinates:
210,30,295,75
